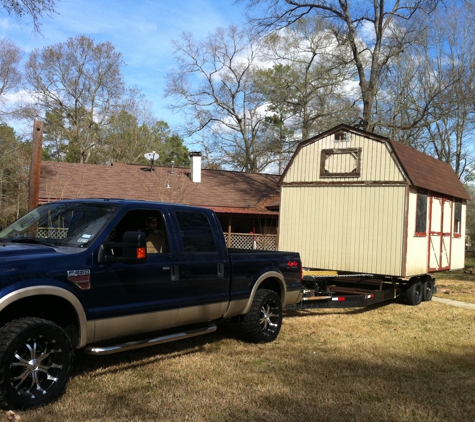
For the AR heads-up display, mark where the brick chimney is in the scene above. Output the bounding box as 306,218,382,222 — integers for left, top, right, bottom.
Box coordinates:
190,152,202,183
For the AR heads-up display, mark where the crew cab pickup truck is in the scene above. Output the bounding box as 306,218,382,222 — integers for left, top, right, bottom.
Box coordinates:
0,199,302,408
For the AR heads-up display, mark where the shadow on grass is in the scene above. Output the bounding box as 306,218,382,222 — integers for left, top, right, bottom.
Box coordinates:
70,319,248,378
70,299,400,379
72,335,475,422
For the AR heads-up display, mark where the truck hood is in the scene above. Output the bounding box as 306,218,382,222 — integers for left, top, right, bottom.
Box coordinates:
0,242,85,286
0,242,60,262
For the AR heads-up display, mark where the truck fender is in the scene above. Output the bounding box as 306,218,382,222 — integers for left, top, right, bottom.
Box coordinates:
241,271,286,315
0,286,91,348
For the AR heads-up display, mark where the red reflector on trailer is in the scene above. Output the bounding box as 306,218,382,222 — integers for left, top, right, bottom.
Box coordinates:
332,297,346,301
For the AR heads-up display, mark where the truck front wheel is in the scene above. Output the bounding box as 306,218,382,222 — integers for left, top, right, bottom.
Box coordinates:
241,289,282,343
0,318,73,409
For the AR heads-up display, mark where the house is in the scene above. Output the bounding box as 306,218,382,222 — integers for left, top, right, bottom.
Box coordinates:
278,124,470,277
38,153,280,250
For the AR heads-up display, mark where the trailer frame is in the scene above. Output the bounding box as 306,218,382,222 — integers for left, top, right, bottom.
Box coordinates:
287,271,435,310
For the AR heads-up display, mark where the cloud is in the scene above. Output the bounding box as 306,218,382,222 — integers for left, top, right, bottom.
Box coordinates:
0,0,247,136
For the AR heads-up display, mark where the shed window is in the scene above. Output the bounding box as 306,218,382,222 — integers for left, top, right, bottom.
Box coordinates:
415,190,427,236
320,148,361,178
454,200,462,237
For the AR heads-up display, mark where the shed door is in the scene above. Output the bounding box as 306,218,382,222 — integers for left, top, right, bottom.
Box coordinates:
429,196,452,271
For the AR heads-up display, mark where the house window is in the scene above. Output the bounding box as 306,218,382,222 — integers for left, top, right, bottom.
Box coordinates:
454,200,462,237
320,148,361,178
415,190,427,236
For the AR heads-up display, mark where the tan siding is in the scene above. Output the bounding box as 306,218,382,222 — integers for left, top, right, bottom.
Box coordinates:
405,188,428,275
451,201,466,269
283,133,405,184
279,185,407,276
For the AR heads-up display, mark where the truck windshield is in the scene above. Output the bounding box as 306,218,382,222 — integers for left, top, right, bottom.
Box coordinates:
0,202,118,248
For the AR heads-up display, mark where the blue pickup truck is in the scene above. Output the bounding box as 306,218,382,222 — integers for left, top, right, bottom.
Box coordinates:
0,199,302,408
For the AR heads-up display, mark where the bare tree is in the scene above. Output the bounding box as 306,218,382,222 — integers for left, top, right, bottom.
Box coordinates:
166,26,277,173
0,38,22,120
256,16,359,141
420,3,475,180
25,35,126,163
378,2,475,180
0,0,59,33
243,0,442,132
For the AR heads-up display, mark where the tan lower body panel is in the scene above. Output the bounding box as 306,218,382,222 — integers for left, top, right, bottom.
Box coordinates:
93,302,227,343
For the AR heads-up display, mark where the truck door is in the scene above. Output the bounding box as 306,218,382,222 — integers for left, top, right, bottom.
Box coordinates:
428,196,452,271
92,208,181,341
171,210,229,325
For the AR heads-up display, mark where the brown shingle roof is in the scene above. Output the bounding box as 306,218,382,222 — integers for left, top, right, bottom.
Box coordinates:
388,139,470,200
39,161,280,212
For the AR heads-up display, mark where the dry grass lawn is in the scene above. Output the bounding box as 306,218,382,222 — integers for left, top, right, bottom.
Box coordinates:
434,252,475,303
8,268,475,421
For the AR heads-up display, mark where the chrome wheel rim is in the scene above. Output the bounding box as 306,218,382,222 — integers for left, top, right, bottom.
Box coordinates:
260,301,280,334
9,335,63,399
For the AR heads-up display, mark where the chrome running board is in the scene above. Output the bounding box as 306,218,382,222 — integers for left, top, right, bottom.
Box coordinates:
84,324,217,355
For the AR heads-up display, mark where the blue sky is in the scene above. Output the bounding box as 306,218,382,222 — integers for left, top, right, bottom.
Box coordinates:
0,0,247,137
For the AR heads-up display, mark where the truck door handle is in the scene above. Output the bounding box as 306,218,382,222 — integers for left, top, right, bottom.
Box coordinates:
217,263,224,278
171,265,179,282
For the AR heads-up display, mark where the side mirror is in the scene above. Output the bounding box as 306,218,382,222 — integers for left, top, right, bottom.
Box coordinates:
98,231,147,264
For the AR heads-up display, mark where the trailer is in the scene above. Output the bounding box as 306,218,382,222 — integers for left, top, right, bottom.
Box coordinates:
287,270,435,310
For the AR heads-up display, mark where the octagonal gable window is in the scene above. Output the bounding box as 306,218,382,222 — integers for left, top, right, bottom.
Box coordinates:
320,148,361,178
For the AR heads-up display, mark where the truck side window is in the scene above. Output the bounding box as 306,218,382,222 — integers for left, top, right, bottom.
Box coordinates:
108,210,169,254
175,211,217,253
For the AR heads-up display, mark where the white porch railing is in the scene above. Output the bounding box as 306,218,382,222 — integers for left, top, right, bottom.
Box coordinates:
223,233,277,251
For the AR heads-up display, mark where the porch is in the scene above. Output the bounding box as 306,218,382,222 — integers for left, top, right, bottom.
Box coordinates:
223,232,278,251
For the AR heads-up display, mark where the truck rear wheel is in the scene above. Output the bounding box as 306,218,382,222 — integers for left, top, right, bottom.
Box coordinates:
0,318,72,409
241,289,282,343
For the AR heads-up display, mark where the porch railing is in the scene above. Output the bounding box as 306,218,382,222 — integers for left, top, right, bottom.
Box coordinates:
223,233,277,251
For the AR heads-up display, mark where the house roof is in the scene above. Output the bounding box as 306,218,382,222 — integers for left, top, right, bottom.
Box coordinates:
39,161,280,214
279,123,470,200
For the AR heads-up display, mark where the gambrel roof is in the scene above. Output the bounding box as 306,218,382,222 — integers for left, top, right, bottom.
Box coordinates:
280,123,470,200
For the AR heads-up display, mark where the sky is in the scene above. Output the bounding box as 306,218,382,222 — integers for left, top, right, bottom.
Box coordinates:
0,0,248,140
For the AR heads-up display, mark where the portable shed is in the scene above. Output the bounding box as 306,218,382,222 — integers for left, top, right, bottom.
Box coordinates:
278,124,470,278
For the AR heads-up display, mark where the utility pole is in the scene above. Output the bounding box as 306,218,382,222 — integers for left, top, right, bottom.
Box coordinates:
28,121,43,211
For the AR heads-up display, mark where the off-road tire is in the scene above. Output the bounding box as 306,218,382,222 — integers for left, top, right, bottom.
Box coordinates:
0,318,73,409
241,289,282,343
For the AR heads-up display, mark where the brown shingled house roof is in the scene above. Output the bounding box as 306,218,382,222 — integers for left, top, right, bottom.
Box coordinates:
39,161,280,214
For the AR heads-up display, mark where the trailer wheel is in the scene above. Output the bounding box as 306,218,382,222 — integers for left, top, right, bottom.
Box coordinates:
405,280,423,306
0,318,73,409
241,289,282,343
422,277,434,301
